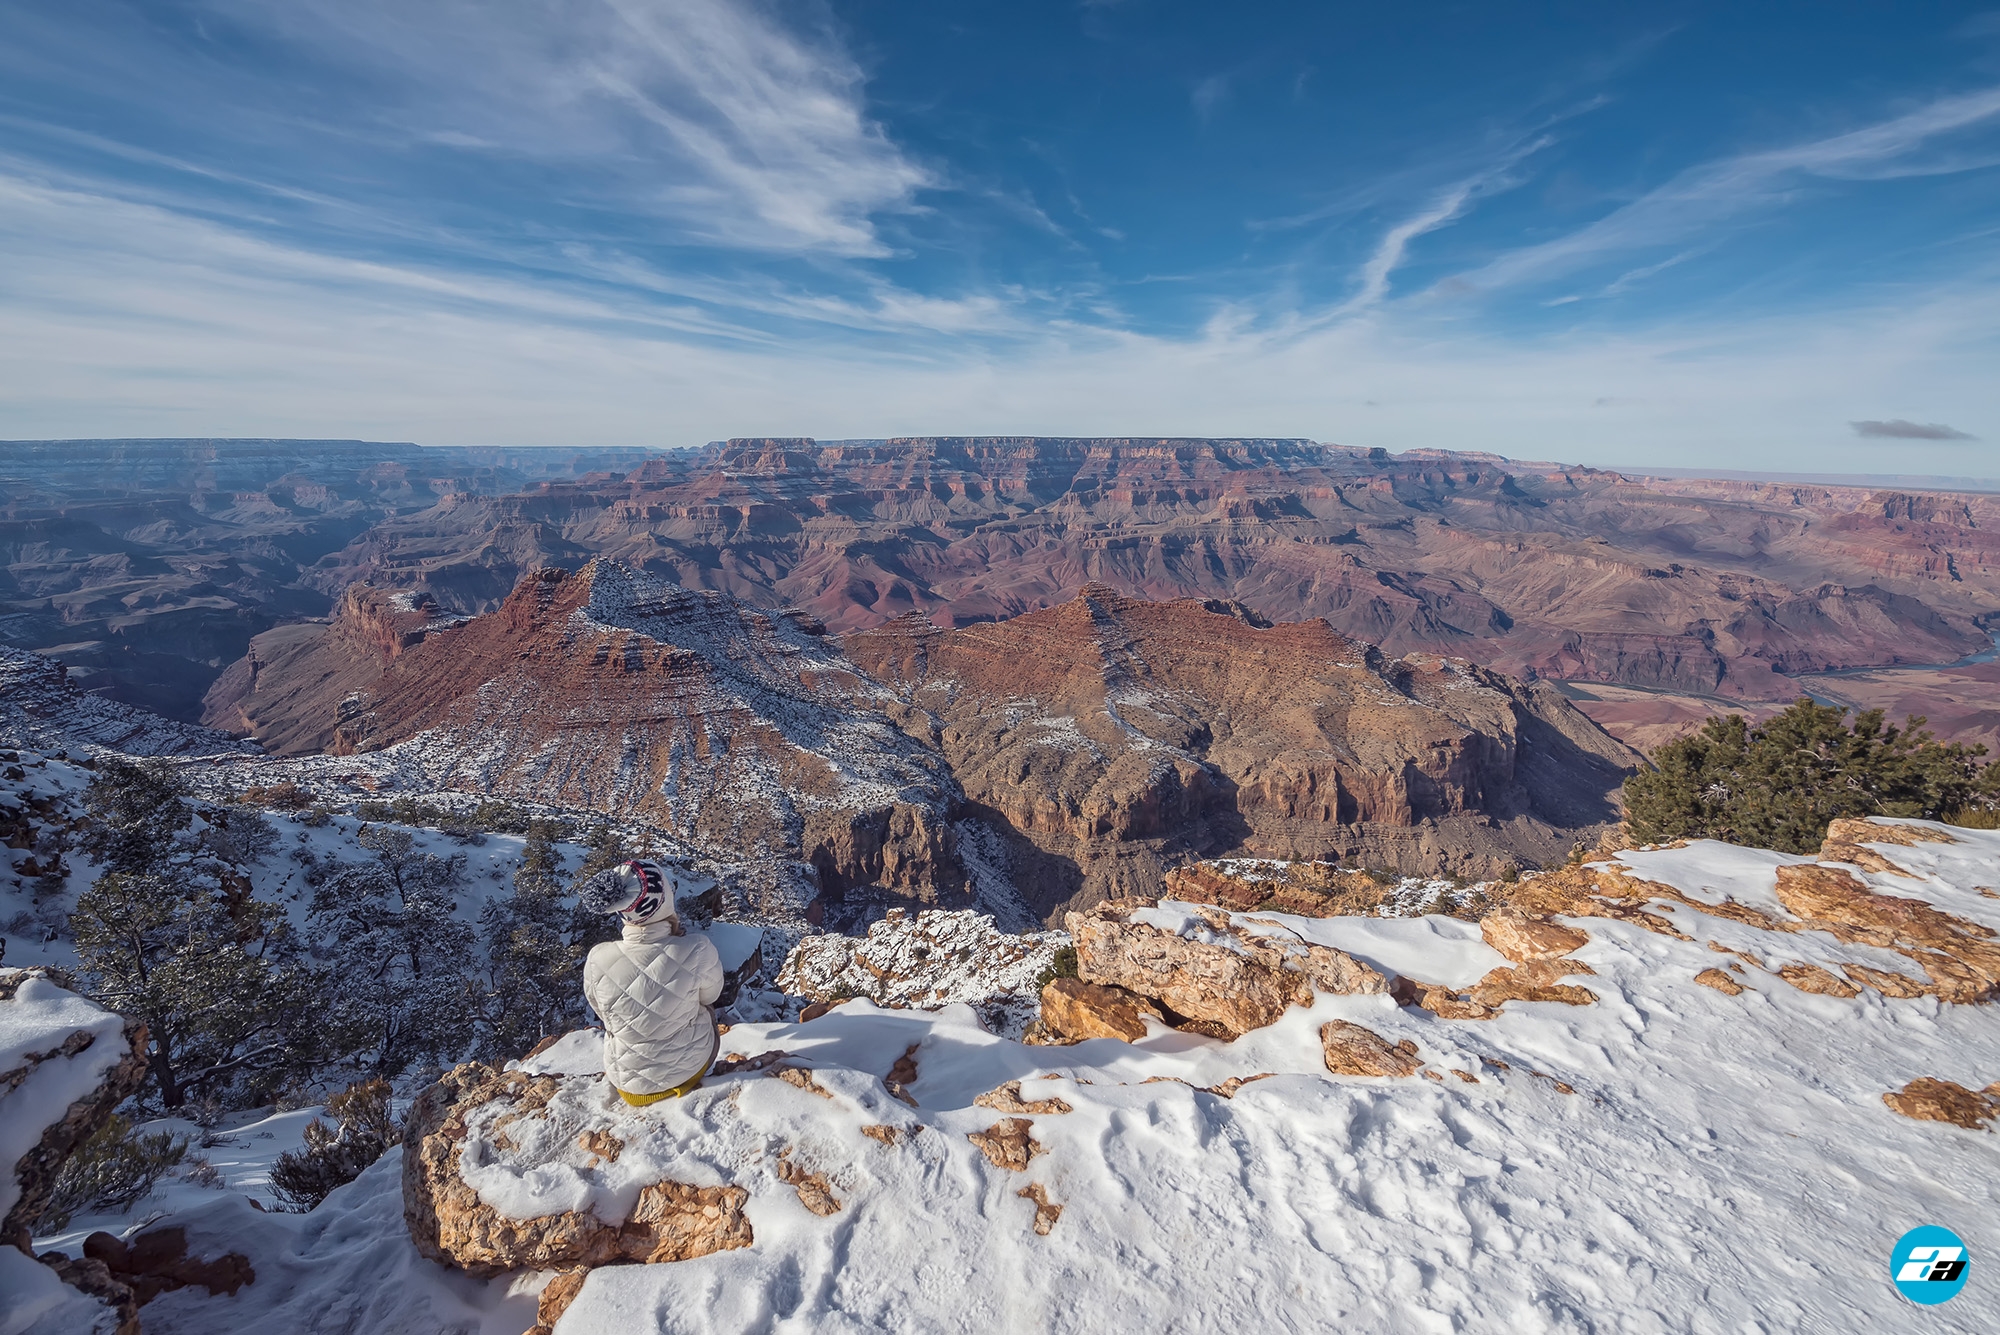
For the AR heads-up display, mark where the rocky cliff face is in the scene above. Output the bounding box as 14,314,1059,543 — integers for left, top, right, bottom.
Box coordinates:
846,585,1640,905
216,559,963,916
209,561,1639,919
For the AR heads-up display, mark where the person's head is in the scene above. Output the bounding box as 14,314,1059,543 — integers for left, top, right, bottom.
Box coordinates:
579,860,676,927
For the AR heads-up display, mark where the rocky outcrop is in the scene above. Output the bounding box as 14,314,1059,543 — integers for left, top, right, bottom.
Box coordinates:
1320,1021,1424,1078
1,970,150,1252
1882,1077,2000,1131
1770,862,2000,1003
401,1063,753,1277
1064,900,1387,1037
1035,978,1160,1043
1480,909,1590,963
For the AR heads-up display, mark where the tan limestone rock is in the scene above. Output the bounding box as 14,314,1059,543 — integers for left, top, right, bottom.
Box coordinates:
1695,968,1745,995
527,1269,590,1335
1066,901,1384,1038
1037,978,1160,1043
1320,1021,1423,1078
1479,909,1590,963
1882,1077,2000,1130
1841,964,1930,998
402,1063,753,1277
0,969,151,1253
1017,1182,1063,1236
1826,818,1957,849
967,1118,1043,1171
1466,958,1597,1010
974,1081,1074,1116
775,1151,842,1216
1776,963,1862,998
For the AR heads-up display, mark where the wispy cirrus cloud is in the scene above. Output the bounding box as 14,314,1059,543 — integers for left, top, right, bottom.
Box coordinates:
11,0,934,259
1439,85,2000,298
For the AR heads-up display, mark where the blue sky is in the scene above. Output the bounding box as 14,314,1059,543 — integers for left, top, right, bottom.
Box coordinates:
2,2,1999,475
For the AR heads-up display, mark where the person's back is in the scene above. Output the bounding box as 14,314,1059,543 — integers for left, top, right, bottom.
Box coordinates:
578,861,724,1104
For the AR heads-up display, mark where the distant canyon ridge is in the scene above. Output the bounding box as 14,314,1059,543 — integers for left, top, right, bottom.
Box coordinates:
3,436,1995,750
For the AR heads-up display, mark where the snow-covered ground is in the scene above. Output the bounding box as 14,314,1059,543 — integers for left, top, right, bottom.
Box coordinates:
15,820,1993,1332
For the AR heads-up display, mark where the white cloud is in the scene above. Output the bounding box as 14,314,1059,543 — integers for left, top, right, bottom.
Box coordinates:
196,0,932,256
1443,85,2000,296
1,161,1994,480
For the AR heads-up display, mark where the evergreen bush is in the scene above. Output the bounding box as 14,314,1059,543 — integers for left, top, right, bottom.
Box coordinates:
1624,699,1999,854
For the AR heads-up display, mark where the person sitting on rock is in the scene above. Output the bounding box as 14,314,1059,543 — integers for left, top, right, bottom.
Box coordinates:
579,860,724,1107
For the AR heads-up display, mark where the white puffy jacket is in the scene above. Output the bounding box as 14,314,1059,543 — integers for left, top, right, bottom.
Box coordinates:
583,920,725,1096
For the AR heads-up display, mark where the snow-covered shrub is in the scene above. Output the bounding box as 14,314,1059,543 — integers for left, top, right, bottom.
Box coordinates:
35,1114,190,1231
268,1077,401,1212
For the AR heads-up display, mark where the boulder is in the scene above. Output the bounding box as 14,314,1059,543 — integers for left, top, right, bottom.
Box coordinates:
1694,968,1745,996
1319,1022,1423,1078
1065,901,1385,1038
1771,863,2000,1003
1,969,150,1252
401,1063,753,1278
1036,979,1160,1044
1882,1077,2000,1131
1479,909,1589,963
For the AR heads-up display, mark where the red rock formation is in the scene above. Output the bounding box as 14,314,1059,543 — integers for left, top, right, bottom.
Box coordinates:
300,439,2000,741
847,585,1642,898
209,563,1643,915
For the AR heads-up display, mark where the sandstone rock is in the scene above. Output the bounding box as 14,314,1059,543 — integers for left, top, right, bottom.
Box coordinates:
81,1227,254,1307
1841,964,1930,998
1882,1077,2000,1130
1320,1021,1423,1078
775,1152,843,1216
1037,978,1160,1043
38,1254,139,1335
1776,963,1862,998
1826,818,1957,849
1695,968,1745,995
1066,902,1385,1038
402,1062,753,1277
1771,863,2000,1003
967,1119,1043,1171
770,1066,833,1099
527,1268,591,1335
974,1081,1074,1116
1479,909,1590,963
1017,1182,1062,1236
1466,959,1598,1010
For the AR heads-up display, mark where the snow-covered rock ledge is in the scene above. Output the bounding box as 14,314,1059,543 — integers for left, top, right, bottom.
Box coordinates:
370,817,2000,1333
1,968,150,1334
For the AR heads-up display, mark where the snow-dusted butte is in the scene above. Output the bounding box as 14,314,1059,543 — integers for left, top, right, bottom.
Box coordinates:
33,819,2000,1332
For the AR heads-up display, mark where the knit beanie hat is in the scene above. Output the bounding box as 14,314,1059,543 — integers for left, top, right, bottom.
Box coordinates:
578,860,673,925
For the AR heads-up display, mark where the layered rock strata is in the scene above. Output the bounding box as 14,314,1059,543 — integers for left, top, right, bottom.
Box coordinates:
208,563,1643,916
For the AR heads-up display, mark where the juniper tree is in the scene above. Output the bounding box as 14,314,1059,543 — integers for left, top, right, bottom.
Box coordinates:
308,824,479,1078
72,872,317,1108
480,819,611,1059
69,761,317,1108
1624,699,1998,853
